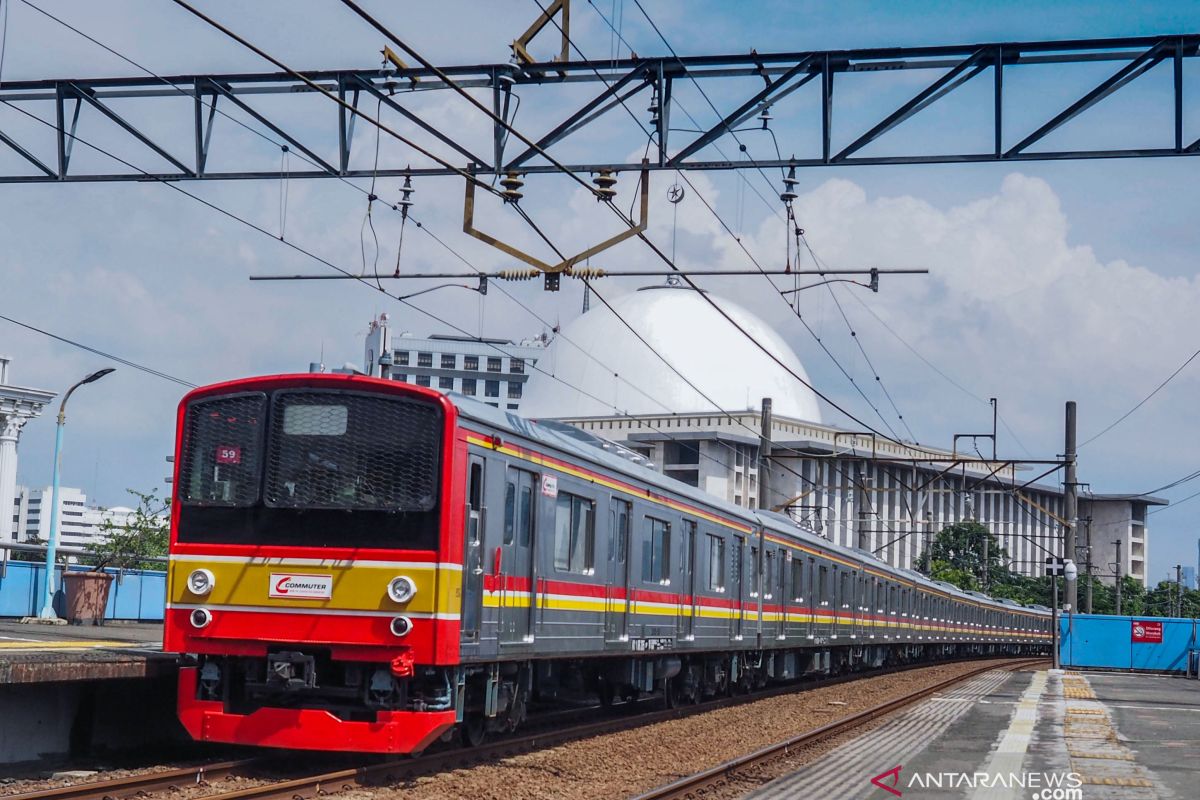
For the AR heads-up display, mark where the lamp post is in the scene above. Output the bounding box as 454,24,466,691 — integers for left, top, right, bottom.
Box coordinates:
37,368,115,620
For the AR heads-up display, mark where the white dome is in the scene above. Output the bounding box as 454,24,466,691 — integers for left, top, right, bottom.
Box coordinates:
521,285,822,422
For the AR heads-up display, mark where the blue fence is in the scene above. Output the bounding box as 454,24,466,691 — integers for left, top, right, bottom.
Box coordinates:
1060,613,1200,673
0,560,166,621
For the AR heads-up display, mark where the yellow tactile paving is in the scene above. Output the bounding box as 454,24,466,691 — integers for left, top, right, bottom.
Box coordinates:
1057,673,1160,798
0,640,134,649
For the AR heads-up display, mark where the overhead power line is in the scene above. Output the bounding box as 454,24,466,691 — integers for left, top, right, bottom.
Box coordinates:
0,312,196,388
1079,343,1200,448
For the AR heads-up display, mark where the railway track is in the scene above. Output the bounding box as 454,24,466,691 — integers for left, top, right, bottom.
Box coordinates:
6,657,1043,800
630,657,1048,800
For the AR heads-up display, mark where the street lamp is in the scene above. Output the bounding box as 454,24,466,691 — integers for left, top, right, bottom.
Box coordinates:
38,367,115,620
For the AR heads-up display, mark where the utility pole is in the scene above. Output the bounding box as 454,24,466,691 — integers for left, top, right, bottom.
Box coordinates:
855,470,872,552
1176,564,1183,618
982,533,989,591
759,397,772,513
1084,516,1093,614
922,511,933,575
1114,539,1123,616
1064,401,1078,613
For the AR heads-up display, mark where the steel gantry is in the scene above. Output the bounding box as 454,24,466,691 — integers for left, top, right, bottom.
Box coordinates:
0,34,1199,183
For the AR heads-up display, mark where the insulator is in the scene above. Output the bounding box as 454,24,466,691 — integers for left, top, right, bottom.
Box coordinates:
758,105,773,129
780,164,799,204
500,171,524,203
397,174,415,218
648,89,661,127
499,268,540,280
566,266,607,279
592,169,617,202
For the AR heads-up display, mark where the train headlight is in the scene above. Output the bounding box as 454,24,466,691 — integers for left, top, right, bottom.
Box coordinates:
190,608,213,629
387,575,417,603
187,568,215,596
390,615,413,637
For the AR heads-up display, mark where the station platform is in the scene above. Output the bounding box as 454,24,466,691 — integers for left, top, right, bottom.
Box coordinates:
749,666,1198,800
0,619,170,683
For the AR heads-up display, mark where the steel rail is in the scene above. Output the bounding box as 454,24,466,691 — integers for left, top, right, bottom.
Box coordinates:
629,657,1047,800
3,759,265,800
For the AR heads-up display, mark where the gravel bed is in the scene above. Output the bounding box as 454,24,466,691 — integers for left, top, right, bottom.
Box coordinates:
342,659,1023,800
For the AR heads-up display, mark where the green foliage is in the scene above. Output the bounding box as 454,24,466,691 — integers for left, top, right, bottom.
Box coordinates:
916,521,1009,591
85,489,169,571
7,535,62,563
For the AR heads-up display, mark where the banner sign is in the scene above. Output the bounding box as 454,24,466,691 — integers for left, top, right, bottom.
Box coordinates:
1131,620,1163,643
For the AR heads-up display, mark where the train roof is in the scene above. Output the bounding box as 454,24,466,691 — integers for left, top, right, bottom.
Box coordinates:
450,393,1047,616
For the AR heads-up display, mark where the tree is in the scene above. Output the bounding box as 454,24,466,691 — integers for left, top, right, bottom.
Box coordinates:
85,489,169,571
915,521,1009,590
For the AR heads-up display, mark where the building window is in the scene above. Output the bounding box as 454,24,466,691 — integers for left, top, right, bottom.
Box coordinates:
439,353,456,369
487,357,502,373
665,441,699,465
439,377,454,390
506,403,519,410
462,378,477,396
508,382,523,399
642,517,671,584
417,352,433,368
554,492,595,574
464,355,479,371
395,373,407,382
511,358,525,374
415,375,431,387
395,351,409,366
707,534,725,592
485,380,500,397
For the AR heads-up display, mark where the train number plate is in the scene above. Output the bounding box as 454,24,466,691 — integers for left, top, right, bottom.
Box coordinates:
269,573,334,599
630,637,674,651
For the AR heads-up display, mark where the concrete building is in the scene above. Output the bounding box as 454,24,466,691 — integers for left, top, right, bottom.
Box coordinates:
362,314,548,412
1076,494,1164,590
518,284,1159,583
10,485,135,550
0,357,55,550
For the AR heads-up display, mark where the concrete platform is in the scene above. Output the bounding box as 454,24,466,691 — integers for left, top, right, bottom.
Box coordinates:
747,667,1199,799
0,619,171,683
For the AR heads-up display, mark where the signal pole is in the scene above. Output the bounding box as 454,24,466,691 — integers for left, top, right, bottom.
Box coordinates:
1084,516,1093,614
1176,564,1183,617
1064,401,1078,613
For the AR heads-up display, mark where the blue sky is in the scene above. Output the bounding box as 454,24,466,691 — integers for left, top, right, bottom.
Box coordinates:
2,0,1200,584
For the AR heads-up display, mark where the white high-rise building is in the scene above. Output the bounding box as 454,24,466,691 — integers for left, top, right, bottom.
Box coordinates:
10,486,136,550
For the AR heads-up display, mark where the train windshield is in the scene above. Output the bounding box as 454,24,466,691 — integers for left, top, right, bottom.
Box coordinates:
176,387,443,549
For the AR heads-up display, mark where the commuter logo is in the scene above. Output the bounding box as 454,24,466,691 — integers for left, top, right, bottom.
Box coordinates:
269,573,334,599
870,765,903,796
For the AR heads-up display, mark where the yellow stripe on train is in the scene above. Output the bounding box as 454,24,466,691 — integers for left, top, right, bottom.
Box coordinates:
167,557,462,616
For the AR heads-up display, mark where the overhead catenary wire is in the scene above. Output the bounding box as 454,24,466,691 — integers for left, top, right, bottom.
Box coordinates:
0,312,196,388
1078,343,1200,448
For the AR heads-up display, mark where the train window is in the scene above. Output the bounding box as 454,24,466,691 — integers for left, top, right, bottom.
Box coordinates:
503,469,536,546
178,392,266,507
554,492,595,574
643,517,671,584
467,461,484,544
707,534,726,592
764,551,775,599
817,565,828,605
611,501,630,563
731,535,743,593
839,571,850,609
749,547,760,596
682,520,696,572
791,557,804,601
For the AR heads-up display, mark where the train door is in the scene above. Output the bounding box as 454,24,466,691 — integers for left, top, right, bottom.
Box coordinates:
605,499,631,642
501,467,537,645
730,534,745,640
806,558,816,639
461,455,486,643
680,520,697,641
775,551,787,640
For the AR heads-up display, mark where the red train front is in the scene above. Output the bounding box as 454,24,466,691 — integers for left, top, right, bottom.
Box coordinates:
164,374,465,753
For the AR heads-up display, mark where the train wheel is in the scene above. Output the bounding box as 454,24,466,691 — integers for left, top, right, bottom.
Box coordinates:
461,713,487,748
663,679,678,709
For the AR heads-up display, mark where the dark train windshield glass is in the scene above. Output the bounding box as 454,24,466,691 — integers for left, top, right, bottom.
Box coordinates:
263,391,441,512
176,387,443,549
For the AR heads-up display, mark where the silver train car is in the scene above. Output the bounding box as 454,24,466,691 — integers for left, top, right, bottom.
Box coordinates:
454,395,1051,739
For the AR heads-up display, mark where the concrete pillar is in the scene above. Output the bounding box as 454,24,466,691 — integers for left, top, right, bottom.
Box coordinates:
0,358,56,544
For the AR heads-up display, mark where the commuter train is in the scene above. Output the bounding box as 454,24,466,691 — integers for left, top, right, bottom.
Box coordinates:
164,373,1051,753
